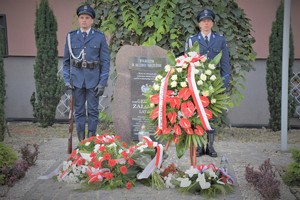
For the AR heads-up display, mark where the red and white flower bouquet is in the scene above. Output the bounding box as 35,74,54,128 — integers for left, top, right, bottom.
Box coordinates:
145,43,232,159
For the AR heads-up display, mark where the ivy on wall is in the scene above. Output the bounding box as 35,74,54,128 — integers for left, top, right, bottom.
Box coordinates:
84,0,256,106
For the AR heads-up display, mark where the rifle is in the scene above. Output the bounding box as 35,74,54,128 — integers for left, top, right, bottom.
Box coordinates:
68,90,74,154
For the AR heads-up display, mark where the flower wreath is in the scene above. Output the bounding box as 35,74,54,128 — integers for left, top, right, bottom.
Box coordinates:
145,42,232,158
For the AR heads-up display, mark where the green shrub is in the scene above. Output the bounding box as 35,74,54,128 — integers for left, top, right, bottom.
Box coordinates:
0,142,18,168
282,148,300,186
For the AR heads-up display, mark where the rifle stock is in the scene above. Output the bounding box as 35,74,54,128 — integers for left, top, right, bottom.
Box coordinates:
68,94,74,154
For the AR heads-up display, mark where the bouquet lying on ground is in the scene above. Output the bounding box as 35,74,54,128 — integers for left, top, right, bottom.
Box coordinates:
57,133,162,190
161,163,234,197
56,133,234,197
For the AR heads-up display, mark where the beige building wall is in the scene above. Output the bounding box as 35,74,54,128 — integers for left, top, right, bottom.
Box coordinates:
0,0,299,127
0,0,299,58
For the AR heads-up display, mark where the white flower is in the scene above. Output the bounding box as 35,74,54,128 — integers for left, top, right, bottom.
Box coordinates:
200,74,207,81
196,173,211,189
185,166,199,178
165,174,176,189
176,67,183,73
182,63,188,69
187,51,198,57
170,81,177,88
185,57,192,63
194,68,200,74
85,142,90,146
206,168,218,179
165,65,171,72
208,63,215,69
107,143,117,149
150,103,155,108
153,83,160,91
93,144,100,152
180,82,187,88
210,75,217,81
211,98,216,104
197,80,203,85
171,74,177,81
205,70,212,75
176,177,191,187
194,61,201,67
202,90,209,97
155,75,163,81
200,56,207,62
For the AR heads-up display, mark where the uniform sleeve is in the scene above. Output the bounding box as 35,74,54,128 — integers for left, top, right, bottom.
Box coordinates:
98,34,110,87
185,37,193,52
63,34,71,85
220,37,230,88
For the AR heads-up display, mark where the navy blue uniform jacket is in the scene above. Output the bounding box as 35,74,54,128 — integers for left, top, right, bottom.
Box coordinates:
186,32,230,88
63,29,110,89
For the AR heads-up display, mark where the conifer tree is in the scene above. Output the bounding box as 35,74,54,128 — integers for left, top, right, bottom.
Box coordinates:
0,29,5,141
266,1,294,131
31,0,64,127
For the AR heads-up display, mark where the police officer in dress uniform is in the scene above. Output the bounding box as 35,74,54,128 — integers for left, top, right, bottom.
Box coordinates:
185,9,231,157
63,5,110,141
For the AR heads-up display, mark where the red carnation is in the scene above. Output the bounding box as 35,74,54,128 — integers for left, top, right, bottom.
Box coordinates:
126,181,133,190
120,166,128,175
127,158,134,166
103,152,111,160
108,159,117,167
99,145,106,151
121,151,128,158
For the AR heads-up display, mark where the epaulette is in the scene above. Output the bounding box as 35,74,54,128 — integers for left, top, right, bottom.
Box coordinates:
69,30,77,34
93,28,104,35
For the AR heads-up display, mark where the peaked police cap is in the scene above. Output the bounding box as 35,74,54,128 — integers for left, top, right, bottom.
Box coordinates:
196,9,215,22
76,5,95,19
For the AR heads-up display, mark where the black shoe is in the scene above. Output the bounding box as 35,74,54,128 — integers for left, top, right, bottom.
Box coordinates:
206,145,217,157
196,146,205,157
206,131,217,157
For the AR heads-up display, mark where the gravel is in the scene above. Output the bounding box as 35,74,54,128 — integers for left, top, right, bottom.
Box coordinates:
1,122,300,199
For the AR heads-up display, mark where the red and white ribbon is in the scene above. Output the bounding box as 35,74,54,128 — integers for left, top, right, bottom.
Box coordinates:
197,163,234,185
187,63,212,131
158,68,173,131
137,136,163,179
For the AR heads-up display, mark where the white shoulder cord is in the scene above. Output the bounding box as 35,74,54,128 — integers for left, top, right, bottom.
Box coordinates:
67,33,84,60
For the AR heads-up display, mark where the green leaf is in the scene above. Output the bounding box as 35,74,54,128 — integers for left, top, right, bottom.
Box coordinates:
176,138,186,159
211,51,223,65
167,51,176,66
189,41,200,53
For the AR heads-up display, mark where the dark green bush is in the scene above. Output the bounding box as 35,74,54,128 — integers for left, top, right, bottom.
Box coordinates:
266,0,295,131
282,148,300,187
0,142,18,168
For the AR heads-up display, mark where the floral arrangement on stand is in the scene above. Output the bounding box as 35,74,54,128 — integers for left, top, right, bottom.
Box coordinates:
145,42,232,164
